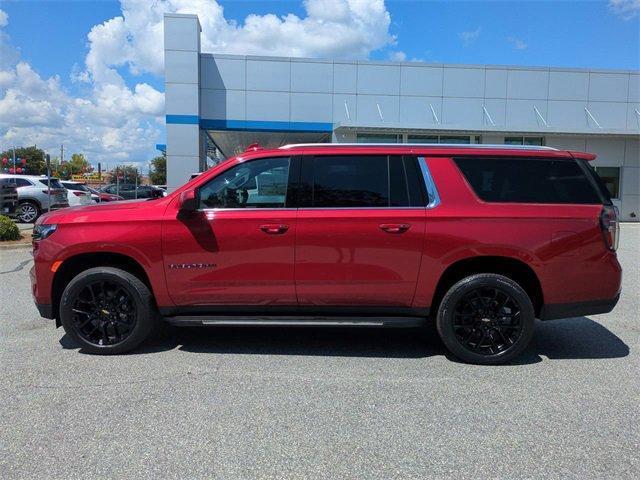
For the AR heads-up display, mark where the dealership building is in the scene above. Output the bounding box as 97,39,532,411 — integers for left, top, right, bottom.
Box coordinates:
163,13,640,220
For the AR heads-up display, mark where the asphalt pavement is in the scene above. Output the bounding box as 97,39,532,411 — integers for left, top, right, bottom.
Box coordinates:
1,225,638,479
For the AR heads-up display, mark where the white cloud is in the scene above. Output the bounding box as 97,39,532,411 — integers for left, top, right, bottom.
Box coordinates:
507,36,528,50
0,1,396,165
459,27,481,47
609,0,640,19
389,51,407,62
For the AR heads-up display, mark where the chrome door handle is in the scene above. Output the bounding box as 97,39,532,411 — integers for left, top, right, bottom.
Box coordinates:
260,224,289,234
379,223,410,234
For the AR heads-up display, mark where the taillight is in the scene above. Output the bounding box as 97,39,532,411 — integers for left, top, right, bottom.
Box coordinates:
600,205,619,251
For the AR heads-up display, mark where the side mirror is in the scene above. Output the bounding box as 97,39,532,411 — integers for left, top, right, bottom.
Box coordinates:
179,189,198,213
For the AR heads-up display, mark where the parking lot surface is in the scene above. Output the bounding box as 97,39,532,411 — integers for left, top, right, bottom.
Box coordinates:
1,225,638,479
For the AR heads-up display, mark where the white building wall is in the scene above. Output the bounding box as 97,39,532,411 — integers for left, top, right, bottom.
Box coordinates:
163,14,640,218
164,14,203,191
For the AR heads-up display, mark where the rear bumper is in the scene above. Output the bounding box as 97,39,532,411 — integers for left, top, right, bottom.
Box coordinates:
539,293,620,320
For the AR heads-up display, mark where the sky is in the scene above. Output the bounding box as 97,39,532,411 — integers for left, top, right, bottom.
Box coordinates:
0,0,638,167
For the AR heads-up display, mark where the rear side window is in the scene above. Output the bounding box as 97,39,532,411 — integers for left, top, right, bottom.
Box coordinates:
39,179,64,189
454,157,601,204
305,155,425,208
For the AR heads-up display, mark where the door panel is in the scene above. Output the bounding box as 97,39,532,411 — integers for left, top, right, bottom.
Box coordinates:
295,209,425,306
163,209,297,306
294,154,427,307
162,155,298,306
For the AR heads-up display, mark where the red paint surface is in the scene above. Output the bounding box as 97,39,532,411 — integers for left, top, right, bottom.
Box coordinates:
31,145,621,313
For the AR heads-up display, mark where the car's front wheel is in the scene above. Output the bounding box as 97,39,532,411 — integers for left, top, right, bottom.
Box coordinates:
17,201,40,223
59,267,156,354
436,273,535,365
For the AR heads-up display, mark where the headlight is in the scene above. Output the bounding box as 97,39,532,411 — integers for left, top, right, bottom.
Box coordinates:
32,224,57,240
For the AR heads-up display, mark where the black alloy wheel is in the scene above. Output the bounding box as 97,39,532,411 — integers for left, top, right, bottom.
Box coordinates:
71,280,137,346
452,286,523,356
59,267,156,354
436,273,535,365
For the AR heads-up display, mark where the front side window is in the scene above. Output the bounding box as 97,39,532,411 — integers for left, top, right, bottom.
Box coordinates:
198,157,291,209
454,157,601,204
12,178,32,187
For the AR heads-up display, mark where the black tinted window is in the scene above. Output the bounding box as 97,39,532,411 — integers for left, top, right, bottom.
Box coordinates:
404,157,426,206
389,156,409,207
455,157,601,204
312,156,388,207
308,155,424,208
39,179,64,189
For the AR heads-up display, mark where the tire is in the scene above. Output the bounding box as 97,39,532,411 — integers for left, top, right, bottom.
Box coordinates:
436,273,535,365
59,267,157,354
17,201,40,223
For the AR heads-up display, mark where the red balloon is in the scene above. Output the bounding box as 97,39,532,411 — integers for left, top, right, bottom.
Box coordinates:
1,157,7,165
16,167,22,173
21,158,26,165
9,167,14,173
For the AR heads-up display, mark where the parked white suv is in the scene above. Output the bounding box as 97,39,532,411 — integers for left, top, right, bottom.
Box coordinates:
61,181,96,206
0,174,69,223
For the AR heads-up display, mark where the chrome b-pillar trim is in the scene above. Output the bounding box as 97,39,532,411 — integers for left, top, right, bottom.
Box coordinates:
418,156,441,209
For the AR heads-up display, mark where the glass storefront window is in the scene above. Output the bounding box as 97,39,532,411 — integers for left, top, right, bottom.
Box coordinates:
407,135,471,144
439,136,471,144
505,136,544,146
407,135,439,143
356,134,400,143
594,167,620,199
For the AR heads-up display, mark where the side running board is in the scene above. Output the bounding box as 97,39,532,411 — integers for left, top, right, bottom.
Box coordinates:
163,315,426,328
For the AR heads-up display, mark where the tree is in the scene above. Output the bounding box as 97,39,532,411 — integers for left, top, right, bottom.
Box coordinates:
107,165,141,185
55,153,93,180
149,154,166,185
0,146,46,175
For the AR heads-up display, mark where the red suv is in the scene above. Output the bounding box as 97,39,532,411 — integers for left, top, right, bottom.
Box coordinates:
30,144,621,364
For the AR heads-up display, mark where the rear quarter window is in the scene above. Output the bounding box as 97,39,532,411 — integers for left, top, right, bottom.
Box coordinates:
454,157,601,204
39,179,65,189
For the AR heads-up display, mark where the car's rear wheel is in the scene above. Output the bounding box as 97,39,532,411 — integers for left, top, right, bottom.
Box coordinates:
17,201,39,223
59,267,156,354
436,273,535,365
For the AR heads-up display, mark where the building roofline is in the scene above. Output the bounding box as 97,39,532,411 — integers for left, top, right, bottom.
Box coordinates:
199,52,640,75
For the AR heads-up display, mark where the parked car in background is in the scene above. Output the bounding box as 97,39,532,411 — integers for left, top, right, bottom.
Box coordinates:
86,185,123,202
0,174,69,223
60,181,94,206
30,143,621,364
100,183,165,200
0,177,19,218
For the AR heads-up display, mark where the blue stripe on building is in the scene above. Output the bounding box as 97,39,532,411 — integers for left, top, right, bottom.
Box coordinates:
165,115,199,125
198,119,333,132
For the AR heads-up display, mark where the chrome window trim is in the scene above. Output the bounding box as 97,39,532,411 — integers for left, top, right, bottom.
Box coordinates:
418,156,441,209
197,207,297,212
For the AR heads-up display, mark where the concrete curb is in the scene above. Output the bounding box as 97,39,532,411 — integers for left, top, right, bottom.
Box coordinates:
0,241,31,251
